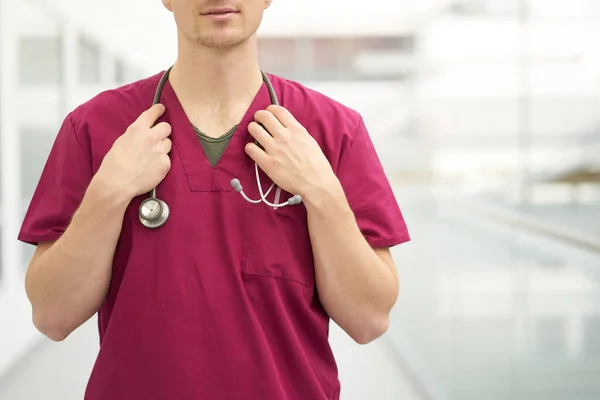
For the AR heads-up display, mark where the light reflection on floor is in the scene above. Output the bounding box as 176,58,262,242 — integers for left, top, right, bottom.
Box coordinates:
386,185,600,400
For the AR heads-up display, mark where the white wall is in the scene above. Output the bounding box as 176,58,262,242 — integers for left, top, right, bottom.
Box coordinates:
32,0,177,73
260,0,412,37
413,14,600,180
28,0,452,74
259,0,454,36
0,0,32,380
421,17,600,96
0,0,178,379
20,0,459,78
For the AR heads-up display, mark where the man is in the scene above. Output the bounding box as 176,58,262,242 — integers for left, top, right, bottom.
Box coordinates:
18,0,410,399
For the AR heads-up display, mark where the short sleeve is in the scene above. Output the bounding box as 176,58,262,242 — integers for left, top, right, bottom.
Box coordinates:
336,115,410,248
18,113,93,245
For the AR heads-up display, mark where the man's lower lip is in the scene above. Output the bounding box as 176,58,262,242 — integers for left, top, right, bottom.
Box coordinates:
203,12,237,20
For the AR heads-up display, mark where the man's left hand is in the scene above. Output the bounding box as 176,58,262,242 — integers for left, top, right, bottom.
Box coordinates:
246,105,338,199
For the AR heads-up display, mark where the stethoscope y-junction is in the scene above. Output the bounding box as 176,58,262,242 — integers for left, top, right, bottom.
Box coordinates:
138,67,302,229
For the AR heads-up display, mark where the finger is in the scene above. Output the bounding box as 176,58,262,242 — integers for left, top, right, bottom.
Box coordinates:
266,105,297,128
245,142,270,168
248,121,276,151
152,122,172,140
160,138,172,154
159,154,171,175
254,109,284,136
136,104,166,127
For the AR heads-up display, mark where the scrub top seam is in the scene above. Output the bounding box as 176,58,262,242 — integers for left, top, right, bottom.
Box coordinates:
335,113,363,169
67,112,92,172
240,271,313,288
170,138,195,192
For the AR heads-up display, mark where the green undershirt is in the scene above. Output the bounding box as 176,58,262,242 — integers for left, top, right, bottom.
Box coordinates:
194,125,238,167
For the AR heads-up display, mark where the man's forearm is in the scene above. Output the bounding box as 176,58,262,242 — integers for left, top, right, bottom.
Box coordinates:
303,178,399,344
25,176,131,341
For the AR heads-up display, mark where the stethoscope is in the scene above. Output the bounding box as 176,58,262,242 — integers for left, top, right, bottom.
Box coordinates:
138,67,303,229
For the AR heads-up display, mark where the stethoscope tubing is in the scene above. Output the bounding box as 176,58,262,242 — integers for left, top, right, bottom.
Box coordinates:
138,67,301,229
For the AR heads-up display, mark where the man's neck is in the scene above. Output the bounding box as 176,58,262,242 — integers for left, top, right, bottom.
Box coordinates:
168,35,264,137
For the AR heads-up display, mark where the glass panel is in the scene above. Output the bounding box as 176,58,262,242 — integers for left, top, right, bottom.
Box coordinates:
19,128,58,267
445,0,520,16
584,316,600,356
20,128,55,201
15,0,64,268
0,25,3,285
15,0,62,87
383,1,600,399
115,58,126,84
114,58,143,85
258,36,414,81
530,0,600,18
18,36,61,85
79,36,101,84
446,0,600,17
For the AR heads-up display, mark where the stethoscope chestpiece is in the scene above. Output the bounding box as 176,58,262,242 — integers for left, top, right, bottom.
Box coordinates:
138,197,170,229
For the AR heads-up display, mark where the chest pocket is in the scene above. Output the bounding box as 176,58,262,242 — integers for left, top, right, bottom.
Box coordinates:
242,202,315,288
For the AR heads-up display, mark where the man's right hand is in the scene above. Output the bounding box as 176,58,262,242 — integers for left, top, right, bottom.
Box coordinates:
95,104,172,200
24,105,172,341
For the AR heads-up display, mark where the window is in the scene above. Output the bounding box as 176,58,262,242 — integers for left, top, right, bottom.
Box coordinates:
0,48,3,285
20,128,55,200
114,57,144,85
445,0,600,18
115,58,126,84
258,36,414,81
445,0,521,16
20,127,56,269
18,36,62,85
79,36,101,84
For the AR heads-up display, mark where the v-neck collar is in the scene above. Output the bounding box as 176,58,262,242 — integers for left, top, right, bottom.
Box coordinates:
159,75,273,192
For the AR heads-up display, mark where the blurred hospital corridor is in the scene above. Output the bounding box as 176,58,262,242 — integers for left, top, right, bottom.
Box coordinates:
0,315,423,400
3,180,600,400
2,0,600,399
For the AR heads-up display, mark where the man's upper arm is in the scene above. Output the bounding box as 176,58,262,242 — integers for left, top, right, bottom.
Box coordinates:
18,113,93,246
374,247,396,269
335,113,410,249
29,242,54,267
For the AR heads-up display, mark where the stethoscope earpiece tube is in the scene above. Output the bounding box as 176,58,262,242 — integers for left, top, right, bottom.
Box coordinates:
232,71,303,209
141,67,302,228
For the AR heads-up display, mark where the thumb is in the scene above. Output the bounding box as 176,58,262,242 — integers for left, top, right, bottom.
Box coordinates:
136,104,166,128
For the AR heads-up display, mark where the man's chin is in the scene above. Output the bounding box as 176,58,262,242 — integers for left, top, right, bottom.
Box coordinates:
195,32,249,50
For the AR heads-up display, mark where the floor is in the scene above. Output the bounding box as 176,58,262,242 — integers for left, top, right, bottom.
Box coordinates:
384,187,600,400
0,315,422,400
3,189,600,400
4,186,600,400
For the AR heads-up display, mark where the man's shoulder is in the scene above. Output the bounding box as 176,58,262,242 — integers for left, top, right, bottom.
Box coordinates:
268,74,365,165
69,71,163,123
268,74,362,124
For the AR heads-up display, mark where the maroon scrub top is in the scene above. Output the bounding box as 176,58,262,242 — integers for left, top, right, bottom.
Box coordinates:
18,72,410,400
